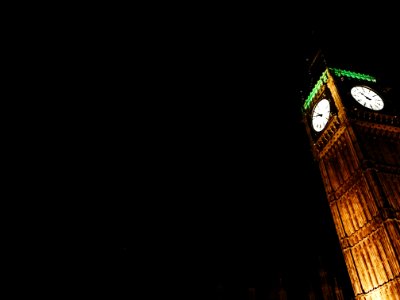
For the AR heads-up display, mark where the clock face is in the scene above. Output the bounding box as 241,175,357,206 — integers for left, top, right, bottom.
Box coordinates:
312,99,330,132
350,86,384,111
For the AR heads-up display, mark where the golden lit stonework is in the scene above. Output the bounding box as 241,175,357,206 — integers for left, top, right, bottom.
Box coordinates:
303,67,400,299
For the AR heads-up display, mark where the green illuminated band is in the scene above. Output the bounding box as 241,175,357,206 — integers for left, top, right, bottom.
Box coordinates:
330,68,376,82
303,70,328,110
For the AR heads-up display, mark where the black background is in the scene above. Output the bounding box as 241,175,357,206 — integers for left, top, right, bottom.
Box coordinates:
33,6,398,299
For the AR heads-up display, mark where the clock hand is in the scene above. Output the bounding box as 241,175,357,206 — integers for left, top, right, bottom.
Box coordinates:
361,93,372,101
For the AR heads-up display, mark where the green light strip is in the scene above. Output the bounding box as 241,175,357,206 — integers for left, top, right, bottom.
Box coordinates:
303,68,376,110
303,70,328,110
330,68,376,82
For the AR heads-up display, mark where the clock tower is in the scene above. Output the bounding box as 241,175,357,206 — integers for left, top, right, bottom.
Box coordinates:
302,67,400,299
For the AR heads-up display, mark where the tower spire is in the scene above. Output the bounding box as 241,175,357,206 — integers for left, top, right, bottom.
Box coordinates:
303,28,329,97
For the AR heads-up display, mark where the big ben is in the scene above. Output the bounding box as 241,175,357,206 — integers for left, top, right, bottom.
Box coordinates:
302,66,400,299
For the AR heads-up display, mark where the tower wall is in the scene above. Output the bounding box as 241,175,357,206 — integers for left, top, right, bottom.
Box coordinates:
303,68,400,299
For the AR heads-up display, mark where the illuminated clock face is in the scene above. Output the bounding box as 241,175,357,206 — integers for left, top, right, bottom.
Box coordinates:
312,99,330,132
350,86,384,111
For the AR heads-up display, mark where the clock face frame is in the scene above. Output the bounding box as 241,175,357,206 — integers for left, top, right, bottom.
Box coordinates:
350,85,384,111
312,98,331,132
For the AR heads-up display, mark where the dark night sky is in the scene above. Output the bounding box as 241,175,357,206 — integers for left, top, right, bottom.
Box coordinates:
66,9,398,299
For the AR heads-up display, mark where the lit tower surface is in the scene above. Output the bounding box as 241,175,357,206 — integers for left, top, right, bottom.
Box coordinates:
302,67,400,299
